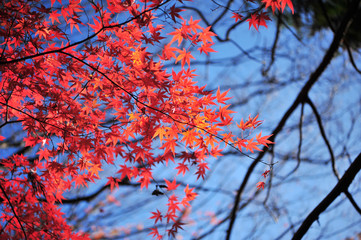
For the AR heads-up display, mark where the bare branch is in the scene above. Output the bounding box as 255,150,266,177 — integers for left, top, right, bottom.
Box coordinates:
292,152,361,240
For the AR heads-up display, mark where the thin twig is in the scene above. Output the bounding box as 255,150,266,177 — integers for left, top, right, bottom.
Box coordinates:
0,181,28,240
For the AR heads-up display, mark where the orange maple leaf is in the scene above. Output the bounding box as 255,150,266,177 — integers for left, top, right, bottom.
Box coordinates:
176,48,195,68
216,87,232,104
246,137,262,153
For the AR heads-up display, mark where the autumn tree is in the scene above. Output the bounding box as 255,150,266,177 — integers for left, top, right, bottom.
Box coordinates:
0,0,291,239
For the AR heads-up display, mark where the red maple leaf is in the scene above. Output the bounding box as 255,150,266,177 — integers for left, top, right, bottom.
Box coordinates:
176,48,195,67
231,12,243,22
175,163,189,176
216,87,232,104
256,181,265,190
281,0,294,13
165,178,180,191
169,4,184,23
262,170,270,178
246,138,262,153
246,12,271,31
150,209,163,224
262,0,281,13
198,43,217,55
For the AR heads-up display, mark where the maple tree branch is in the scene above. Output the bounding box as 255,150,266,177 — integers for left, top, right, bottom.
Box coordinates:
0,0,171,66
181,5,263,62
0,101,70,133
225,0,361,239
210,0,235,27
0,181,28,240
262,149,275,206
343,190,361,216
60,180,134,204
262,12,282,75
193,191,262,240
305,96,339,179
0,120,23,129
59,50,270,164
57,179,231,204
292,152,361,240
283,102,305,180
305,97,361,215
345,44,361,74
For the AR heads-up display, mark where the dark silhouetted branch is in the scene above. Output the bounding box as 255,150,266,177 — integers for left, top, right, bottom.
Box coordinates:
292,152,361,240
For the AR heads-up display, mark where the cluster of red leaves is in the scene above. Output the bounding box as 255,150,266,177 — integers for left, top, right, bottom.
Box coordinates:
232,0,294,30
257,169,271,190
0,0,289,239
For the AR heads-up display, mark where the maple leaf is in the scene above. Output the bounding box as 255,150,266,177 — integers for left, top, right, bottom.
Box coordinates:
138,168,152,189
35,23,50,39
175,162,189,176
117,164,133,181
153,126,167,143
38,148,51,161
198,26,216,44
160,138,177,156
281,0,294,14
184,184,197,201
176,48,195,68
171,221,185,232
150,209,163,224
196,162,209,180
246,13,259,30
216,87,232,104
169,4,184,23
236,138,247,151
256,181,265,190
218,104,236,122
246,12,271,31
87,163,103,177
165,178,180,191
67,17,82,33
237,114,262,130
262,0,281,13
187,16,202,34
257,11,271,29
169,28,186,46
49,10,62,24
89,16,103,32
74,174,88,188
246,137,262,153
198,43,217,55
148,227,161,239
248,114,263,128
51,0,62,7
231,12,243,22
262,170,270,178
164,211,177,224
106,177,119,191
256,132,274,147
182,129,197,146
161,43,177,60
